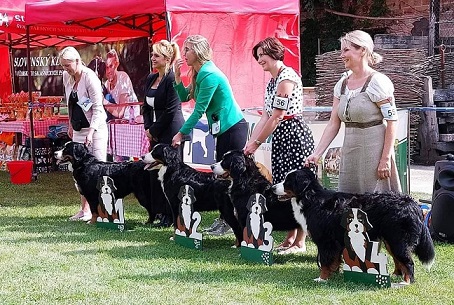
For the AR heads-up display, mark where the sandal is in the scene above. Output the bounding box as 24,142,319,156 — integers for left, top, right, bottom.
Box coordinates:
278,245,307,255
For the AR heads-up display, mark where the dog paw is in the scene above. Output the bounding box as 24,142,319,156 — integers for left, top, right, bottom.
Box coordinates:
391,281,410,288
313,277,328,283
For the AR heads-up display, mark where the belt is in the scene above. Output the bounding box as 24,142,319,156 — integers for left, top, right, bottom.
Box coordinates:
282,114,303,120
344,120,383,129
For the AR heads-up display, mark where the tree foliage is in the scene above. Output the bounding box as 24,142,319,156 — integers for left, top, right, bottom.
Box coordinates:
300,0,390,85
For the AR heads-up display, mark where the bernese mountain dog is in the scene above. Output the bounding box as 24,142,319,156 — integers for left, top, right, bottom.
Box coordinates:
142,143,242,245
210,150,300,234
54,141,155,224
271,168,436,284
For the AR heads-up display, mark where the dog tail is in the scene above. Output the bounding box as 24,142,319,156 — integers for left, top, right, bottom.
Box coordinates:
415,224,435,271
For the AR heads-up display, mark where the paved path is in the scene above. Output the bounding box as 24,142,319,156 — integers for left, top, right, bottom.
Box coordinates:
409,165,434,195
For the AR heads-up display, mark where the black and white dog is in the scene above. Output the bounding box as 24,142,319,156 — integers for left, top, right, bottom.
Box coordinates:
271,168,436,284
54,141,155,223
210,150,300,234
142,144,242,245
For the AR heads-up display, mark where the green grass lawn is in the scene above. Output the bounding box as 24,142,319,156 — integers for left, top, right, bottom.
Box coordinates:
0,171,452,305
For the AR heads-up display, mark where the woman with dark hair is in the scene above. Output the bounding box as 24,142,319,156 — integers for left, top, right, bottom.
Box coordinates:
244,37,315,254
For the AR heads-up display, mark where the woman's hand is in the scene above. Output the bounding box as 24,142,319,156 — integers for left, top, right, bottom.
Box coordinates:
145,129,152,140
172,132,183,147
305,153,320,167
85,128,94,146
377,157,392,180
174,59,184,83
146,129,158,142
243,140,259,156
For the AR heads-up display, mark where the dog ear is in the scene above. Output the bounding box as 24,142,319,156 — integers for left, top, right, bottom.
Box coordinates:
163,145,178,164
109,177,118,193
258,194,268,213
73,143,87,162
178,185,186,200
230,153,247,178
341,209,352,229
188,186,196,202
96,176,105,191
296,168,315,194
246,194,256,211
358,209,373,230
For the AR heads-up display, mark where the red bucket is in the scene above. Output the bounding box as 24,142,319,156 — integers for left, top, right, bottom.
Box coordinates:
6,161,34,185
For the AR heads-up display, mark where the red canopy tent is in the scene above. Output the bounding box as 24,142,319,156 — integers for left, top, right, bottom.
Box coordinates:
2,0,299,176
0,0,29,100
1,0,166,99
3,0,300,107
24,0,300,109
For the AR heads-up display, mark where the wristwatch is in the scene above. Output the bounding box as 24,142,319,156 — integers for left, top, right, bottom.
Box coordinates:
254,139,262,146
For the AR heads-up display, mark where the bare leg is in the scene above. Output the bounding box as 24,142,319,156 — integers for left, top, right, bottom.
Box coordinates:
69,195,92,221
275,229,297,250
81,195,91,214
291,228,307,251
278,228,307,254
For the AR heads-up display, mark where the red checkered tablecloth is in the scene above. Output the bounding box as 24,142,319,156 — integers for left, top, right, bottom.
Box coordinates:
0,118,68,138
108,122,149,158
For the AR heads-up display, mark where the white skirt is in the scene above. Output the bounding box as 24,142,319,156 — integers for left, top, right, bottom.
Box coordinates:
73,125,108,162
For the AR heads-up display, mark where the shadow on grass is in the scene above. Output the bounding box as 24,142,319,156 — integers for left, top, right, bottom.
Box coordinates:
0,213,402,291
0,172,413,291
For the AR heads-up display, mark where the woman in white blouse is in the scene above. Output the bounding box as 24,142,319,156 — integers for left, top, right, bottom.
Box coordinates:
305,30,401,194
60,46,108,222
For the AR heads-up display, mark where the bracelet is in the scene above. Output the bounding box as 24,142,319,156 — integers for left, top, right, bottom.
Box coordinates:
254,139,262,146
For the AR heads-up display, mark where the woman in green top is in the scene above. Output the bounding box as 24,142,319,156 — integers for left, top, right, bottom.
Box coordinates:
172,35,248,162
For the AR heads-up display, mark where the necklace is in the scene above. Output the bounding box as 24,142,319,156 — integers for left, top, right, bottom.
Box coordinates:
151,74,163,89
109,74,117,91
267,66,286,94
273,66,285,80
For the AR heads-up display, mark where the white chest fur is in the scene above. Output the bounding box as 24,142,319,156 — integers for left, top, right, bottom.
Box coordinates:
291,198,307,231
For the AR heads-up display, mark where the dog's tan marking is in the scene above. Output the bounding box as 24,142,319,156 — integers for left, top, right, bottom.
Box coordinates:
256,162,272,183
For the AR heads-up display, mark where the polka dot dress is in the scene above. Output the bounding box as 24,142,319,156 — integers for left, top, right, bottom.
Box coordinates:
264,66,315,184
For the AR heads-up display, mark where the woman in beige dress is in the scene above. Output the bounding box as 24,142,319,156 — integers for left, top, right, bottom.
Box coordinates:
305,30,401,193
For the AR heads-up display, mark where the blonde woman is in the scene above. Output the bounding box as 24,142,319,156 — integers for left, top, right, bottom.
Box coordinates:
305,30,401,194
142,40,186,226
172,35,247,160
60,46,108,222
172,35,248,235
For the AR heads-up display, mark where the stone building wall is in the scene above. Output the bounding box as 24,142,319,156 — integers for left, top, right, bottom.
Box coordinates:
385,0,454,37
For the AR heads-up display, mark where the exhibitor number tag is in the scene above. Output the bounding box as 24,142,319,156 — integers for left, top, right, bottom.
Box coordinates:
272,96,289,110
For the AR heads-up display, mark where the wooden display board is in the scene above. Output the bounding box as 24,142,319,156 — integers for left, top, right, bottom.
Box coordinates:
174,185,203,250
240,194,274,265
96,176,126,232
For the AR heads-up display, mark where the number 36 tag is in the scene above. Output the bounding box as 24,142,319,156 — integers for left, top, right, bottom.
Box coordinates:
272,96,289,110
